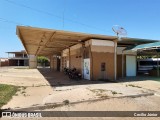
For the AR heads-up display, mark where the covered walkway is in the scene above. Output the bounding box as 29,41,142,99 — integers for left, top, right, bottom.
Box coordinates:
38,68,106,87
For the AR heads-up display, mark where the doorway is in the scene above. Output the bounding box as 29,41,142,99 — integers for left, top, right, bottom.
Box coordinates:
126,55,136,76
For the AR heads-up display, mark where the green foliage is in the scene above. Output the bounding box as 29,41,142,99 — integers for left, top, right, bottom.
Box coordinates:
137,55,157,59
0,84,19,108
37,56,49,65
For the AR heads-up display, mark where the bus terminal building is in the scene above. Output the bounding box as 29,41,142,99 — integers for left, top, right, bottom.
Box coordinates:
16,26,160,80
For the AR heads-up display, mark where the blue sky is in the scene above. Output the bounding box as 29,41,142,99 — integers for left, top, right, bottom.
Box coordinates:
0,0,160,57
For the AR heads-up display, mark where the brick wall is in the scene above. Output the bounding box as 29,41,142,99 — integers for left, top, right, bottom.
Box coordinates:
0,60,9,66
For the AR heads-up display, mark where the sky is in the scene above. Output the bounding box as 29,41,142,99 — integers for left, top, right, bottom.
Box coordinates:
0,0,160,57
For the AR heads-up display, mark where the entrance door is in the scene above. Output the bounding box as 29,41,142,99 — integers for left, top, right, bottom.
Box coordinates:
126,55,136,76
83,58,90,80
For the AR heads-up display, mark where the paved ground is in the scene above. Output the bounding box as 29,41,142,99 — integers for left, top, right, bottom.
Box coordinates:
0,67,160,120
0,67,49,86
0,67,105,108
45,96,160,116
43,81,159,105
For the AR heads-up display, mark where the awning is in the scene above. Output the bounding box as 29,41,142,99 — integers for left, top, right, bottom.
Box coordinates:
124,42,160,52
16,26,117,56
16,26,159,56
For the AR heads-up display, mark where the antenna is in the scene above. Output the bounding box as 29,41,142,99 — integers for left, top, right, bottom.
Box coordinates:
112,25,127,40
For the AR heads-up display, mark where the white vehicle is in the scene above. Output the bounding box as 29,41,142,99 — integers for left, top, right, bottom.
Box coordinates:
137,58,160,73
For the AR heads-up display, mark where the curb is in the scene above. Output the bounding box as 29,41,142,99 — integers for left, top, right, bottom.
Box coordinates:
7,92,154,111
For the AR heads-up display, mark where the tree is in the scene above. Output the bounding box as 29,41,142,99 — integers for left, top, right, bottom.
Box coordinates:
37,56,49,66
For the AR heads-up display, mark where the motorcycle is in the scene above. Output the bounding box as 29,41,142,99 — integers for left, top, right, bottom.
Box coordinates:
68,68,81,80
63,67,69,75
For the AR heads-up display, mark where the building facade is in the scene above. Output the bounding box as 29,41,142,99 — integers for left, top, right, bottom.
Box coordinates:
7,50,29,66
51,39,137,80
16,26,159,80
0,58,9,67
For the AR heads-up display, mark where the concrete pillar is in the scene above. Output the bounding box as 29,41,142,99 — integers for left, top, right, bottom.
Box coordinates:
50,55,58,71
114,40,117,80
29,55,37,69
18,60,20,66
81,43,85,78
157,53,159,77
122,51,124,78
69,48,71,69
60,52,63,72
50,55,54,69
54,57,58,71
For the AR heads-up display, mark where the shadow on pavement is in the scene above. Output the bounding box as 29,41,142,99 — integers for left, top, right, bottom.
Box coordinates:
37,68,114,87
37,68,160,87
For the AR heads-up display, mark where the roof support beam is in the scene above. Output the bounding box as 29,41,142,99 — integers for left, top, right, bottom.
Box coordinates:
46,46,65,48
53,40,80,43
47,41,70,48
36,32,56,55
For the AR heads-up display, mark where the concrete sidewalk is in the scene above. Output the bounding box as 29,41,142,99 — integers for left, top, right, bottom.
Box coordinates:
0,67,49,86
2,81,158,109
43,82,156,105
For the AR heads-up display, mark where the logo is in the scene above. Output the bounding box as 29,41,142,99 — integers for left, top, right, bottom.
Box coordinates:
2,112,11,117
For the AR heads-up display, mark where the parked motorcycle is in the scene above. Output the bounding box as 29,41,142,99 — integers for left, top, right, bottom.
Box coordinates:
68,68,82,80
63,67,69,75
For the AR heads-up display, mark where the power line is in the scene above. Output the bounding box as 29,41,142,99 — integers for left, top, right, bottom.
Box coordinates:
4,0,109,32
62,0,66,28
5,0,61,19
0,17,25,25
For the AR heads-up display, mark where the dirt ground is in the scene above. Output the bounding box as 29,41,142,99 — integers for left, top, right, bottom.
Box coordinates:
0,67,160,120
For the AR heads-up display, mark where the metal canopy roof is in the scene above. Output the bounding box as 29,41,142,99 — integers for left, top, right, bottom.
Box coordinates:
16,26,159,56
117,37,159,46
125,42,160,51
